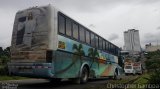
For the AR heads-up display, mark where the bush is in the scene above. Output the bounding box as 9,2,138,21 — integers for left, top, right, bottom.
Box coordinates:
148,71,160,84
145,50,160,85
0,65,8,75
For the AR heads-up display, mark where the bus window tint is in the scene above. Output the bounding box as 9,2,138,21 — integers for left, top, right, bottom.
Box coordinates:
95,35,98,48
79,26,85,42
72,23,79,39
18,17,26,22
86,30,90,44
108,43,111,52
66,18,72,36
110,44,113,53
58,15,65,34
99,37,103,50
103,40,106,50
106,41,109,51
91,33,95,47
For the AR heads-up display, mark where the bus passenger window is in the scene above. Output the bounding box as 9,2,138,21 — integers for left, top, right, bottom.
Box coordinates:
66,18,72,36
99,37,103,50
18,17,26,22
106,41,109,51
86,30,90,44
72,23,79,39
58,15,65,34
91,33,95,47
79,26,85,42
103,40,106,51
95,36,98,48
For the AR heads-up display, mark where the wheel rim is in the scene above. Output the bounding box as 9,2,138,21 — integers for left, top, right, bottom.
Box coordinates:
82,68,88,81
114,72,117,79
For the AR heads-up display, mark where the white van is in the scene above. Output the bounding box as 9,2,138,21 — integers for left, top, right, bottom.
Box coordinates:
133,62,143,75
124,63,136,75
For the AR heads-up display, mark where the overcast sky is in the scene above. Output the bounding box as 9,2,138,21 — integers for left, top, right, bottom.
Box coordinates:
0,0,160,49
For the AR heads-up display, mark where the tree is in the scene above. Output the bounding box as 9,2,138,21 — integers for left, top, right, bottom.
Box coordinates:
145,50,160,85
0,47,3,57
88,48,99,68
3,47,10,57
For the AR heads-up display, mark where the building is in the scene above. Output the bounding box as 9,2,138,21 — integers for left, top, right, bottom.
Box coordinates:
145,43,160,52
124,29,141,55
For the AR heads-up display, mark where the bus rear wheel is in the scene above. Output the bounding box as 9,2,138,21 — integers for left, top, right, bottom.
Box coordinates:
71,66,89,84
80,67,89,84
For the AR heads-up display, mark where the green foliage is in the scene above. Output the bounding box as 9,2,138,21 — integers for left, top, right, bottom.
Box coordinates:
0,76,28,81
0,47,10,58
0,46,11,75
145,50,160,72
3,47,11,57
147,71,160,84
0,65,8,75
133,74,150,84
145,50,160,85
0,56,10,65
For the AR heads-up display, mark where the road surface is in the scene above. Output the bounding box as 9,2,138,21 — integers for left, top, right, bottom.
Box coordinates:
0,75,138,89
0,78,112,89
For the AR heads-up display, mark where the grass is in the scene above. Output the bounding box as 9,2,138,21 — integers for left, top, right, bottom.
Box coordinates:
133,73,150,84
84,74,151,89
127,73,150,89
0,65,30,81
84,76,139,89
0,65,4,68
0,75,29,81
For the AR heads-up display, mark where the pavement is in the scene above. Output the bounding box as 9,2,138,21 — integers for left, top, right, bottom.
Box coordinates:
0,75,139,89
0,78,111,89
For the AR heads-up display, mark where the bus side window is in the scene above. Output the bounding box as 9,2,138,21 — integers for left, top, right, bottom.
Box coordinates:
85,30,90,44
106,41,109,51
103,40,106,51
18,17,26,22
99,37,103,50
91,33,95,47
79,26,85,42
66,18,72,37
58,14,65,34
72,22,79,40
95,35,98,48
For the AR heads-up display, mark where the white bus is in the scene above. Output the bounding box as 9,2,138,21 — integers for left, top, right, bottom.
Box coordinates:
8,5,122,83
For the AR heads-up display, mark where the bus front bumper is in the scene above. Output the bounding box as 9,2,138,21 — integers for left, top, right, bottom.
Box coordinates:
8,63,55,78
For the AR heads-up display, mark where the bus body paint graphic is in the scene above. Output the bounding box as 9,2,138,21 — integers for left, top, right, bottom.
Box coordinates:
56,35,117,77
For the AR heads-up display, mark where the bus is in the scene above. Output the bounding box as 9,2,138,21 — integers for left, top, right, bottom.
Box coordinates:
8,5,122,83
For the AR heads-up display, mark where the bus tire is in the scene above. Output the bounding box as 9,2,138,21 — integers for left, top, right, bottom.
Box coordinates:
80,67,89,84
113,71,118,80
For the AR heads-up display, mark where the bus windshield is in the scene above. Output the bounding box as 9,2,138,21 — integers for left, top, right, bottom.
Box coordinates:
125,66,132,69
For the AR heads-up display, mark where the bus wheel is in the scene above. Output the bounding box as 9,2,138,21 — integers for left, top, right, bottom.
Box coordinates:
113,72,118,80
80,67,89,84
71,67,89,84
